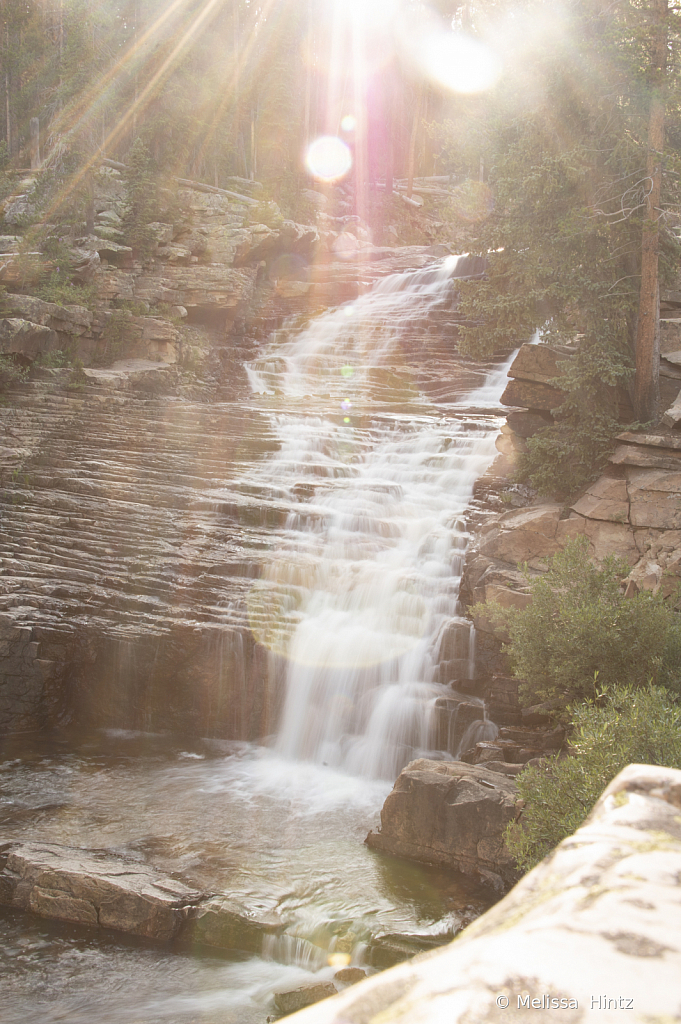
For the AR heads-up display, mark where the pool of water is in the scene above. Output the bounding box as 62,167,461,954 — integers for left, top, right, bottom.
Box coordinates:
0,730,495,1023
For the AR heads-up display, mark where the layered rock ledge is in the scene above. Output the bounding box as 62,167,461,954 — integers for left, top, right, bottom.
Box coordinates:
281,763,681,1023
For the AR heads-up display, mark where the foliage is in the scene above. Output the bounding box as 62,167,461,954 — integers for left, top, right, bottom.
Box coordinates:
97,309,134,366
474,537,681,707
0,353,28,389
505,684,681,871
37,273,96,308
438,0,681,497
122,139,161,260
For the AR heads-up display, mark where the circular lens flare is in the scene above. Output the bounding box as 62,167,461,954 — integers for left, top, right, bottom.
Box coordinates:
341,114,357,132
306,136,353,183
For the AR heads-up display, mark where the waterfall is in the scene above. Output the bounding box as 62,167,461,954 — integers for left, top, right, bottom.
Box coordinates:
245,256,510,780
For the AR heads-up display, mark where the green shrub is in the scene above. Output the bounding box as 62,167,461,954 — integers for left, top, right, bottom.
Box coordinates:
474,536,681,707
122,139,161,260
0,353,28,388
505,684,681,871
37,273,96,307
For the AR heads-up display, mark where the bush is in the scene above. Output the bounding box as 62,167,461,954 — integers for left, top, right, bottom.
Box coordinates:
505,684,681,871
475,536,681,707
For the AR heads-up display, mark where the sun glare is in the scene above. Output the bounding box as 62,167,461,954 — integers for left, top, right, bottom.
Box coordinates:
305,135,353,182
416,29,501,95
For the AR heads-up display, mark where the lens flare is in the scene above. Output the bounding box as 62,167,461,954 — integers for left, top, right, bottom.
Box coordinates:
305,136,353,182
341,114,357,132
417,31,500,94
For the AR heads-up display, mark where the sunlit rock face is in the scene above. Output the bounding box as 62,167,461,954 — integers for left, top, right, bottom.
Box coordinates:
279,763,681,1023
0,255,508,745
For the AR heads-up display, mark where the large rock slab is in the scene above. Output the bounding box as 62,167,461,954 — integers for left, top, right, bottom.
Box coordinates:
627,468,681,529
190,892,284,953
506,343,573,384
0,841,202,940
365,759,521,889
0,318,59,357
3,294,93,336
282,764,681,1023
571,475,630,523
499,377,563,411
478,505,563,566
274,981,337,1016
610,443,681,471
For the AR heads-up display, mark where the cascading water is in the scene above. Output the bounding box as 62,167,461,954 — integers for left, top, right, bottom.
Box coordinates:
244,256,507,779
1,256,514,1024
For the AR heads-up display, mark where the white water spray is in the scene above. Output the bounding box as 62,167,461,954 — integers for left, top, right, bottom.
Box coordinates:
246,257,508,779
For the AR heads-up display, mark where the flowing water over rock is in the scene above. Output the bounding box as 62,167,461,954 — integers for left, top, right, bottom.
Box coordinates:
1,255,511,1022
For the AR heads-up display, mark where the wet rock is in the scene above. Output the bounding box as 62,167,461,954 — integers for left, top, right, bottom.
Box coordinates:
288,764,681,1024
0,841,202,940
367,933,445,969
334,967,366,986
274,980,337,1015
433,698,484,754
190,893,283,953
365,759,520,889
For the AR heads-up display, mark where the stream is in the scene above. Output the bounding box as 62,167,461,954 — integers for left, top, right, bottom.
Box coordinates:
1,255,512,1023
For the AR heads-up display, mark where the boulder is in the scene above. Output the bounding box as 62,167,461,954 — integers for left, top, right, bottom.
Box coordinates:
0,318,59,357
3,294,93,336
156,265,257,311
506,342,573,384
282,764,681,1024
571,475,630,523
506,409,553,438
610,443,681,471
478,505,563,567
365,759,521,889
662,387,681,428
0,841,202,941
0,235,21,253
626,468,681,529
499,377,563,411
617,431,681,451
334,967,366,986
146,222,174,245
274,981,337,1016
190,892,283,953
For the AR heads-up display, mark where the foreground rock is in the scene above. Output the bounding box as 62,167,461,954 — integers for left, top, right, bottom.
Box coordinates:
282,763,681,1023
190,892,283,953
274,981,337,1016
365,759,521,890
0,841,202,940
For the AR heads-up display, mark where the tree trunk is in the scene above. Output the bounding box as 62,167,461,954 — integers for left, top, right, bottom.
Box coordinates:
407,87,422,199
634,0,667,422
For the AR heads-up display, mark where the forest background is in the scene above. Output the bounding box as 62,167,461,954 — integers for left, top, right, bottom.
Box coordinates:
0,0,680,493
